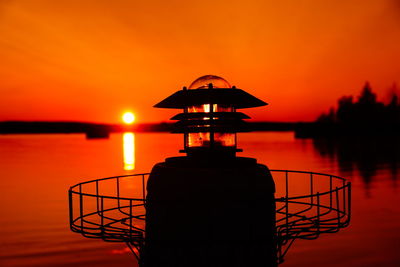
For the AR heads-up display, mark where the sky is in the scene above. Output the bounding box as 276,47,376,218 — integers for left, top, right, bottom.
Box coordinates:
0,0,399,123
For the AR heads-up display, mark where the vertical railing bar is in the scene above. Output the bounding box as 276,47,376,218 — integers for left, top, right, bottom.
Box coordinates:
69,189,73,226
285,171,289,199
130,199,133,239
96,180,100,212
100,196,104,231
310,173,314,205
79,184,83,230
285,171,289,236
117,177,121,209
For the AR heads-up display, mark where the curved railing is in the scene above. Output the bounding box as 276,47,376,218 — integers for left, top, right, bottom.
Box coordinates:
69,170,351,263
270,170,351,263
69,173,149,258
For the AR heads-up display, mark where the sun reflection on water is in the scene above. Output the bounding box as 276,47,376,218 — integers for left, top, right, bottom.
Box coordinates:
123,132,135,171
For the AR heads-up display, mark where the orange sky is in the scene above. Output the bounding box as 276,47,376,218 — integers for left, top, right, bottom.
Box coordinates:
0,0,399,123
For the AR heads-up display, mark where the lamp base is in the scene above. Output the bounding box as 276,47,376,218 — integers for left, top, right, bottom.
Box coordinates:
143,156,277,267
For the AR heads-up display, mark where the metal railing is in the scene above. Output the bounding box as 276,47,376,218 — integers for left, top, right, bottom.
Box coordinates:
69,173,148,259
69,170,351,263
270,170,351,263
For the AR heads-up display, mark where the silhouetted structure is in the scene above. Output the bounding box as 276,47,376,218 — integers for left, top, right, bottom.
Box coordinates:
319,82,399,124
296,82,400,138
0,121,297,134
0,121,175,135
68,76,351,266
144,75,276,267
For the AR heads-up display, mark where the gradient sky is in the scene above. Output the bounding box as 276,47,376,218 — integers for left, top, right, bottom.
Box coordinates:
1,0,399,123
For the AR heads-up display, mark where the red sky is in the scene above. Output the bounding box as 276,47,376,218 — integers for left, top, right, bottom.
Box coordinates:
0,0,399,123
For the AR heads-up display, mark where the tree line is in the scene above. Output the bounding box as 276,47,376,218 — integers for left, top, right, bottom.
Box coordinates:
317,82,400,125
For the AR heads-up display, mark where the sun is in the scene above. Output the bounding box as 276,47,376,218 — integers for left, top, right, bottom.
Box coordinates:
122,112,135,124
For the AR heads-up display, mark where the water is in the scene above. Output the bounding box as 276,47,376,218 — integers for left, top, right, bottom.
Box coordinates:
0,132,399,266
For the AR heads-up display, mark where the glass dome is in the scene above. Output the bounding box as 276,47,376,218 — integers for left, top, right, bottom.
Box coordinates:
188,75,231,89
186,75,235,150
187,75,234,114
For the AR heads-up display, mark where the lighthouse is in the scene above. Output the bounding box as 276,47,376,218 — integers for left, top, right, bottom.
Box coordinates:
69,75,351,267
143,75,277,267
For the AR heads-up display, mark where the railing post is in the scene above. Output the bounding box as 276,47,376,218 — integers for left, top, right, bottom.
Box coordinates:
96,180,100,212
117,177,121,209
129,199,133,239
310,173,314,205
285,171,289,237
100,196,104,232
69,189,73,228
79,184,83,231
335,187,340,225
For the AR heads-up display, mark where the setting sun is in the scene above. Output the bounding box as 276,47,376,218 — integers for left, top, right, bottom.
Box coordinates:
122,112,135,124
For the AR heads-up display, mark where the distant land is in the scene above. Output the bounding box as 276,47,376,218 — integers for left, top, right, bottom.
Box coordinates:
296,82,400,138
0,121,298,138
0,121,171,138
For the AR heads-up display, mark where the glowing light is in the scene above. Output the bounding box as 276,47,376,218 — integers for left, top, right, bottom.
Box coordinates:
122,112,135,124
123,132,135,171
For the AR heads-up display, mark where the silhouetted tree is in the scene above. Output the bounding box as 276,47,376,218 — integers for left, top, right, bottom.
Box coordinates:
317,107,335,123
317,82,400,125
355,82,385,123
336,96,354,124
388,92,399,120
358,82,377,105
389,94,398,107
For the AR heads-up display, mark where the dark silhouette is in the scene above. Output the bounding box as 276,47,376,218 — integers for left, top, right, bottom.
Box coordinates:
0,121,299,135
319,82,398,125
0,121,174,135
296,82,400,138
68,75,351,267
145,75,277,267
85,124,110,139
296,82,400,192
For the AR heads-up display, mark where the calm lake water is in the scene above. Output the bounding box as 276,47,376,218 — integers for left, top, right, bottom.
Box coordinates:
0,132,399,266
